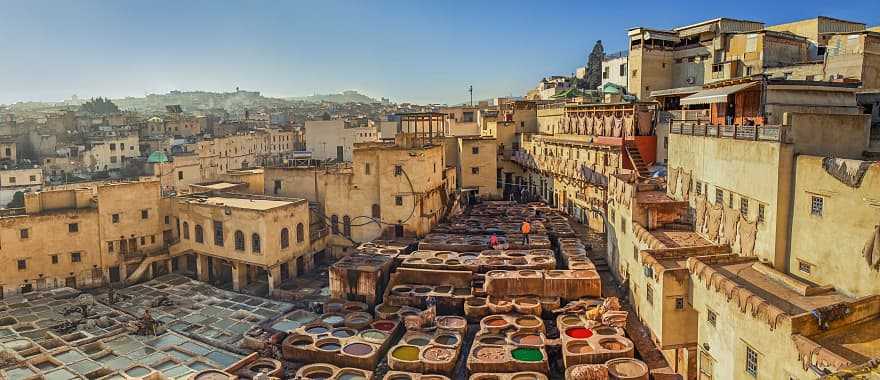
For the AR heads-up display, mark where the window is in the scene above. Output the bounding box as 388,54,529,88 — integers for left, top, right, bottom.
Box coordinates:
619,63,626,76
811,196,823,216
646,283,654,305
234,230,245,251
164,216,170,224
140,236,145,246
195,224,204,243
112,214,120,223
740,198,749,216
252,234,261,253
395,196,404,206
29,175,36,182
281,228,290,248
51,255,59,264
17,260,26,270
178,171,184,180
471,167,480,174
707,309,717,326
109,143,116,151
141,209,149,219
110,156,118,164
296,223,304,243
331,215,339,234
69,223,79,233
71,252,81,263
394,165,402,176
371,204,380,218
603,67,609,79
20,228,29,239
695,181,702,196
798,260,812,274
107,242,114,252
343,215,351,237
472,146,479,154
151,235,155,244
365,163,371,175
745,346,759,377
213,221,224,246
182,222,190,239
675,297,685,310
728,194,734,208
715,189,723,205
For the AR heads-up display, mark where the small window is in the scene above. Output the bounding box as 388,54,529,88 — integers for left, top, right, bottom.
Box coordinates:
112,214,120,223
7,177,14,184
707,309,717,326
365,163,371,175
296,223,304,243
51,255,59,264
17,259,26,270
675,297,685,310
745,346,759,377
715,189,724,205
195,225,204,243
646,283,654,305
471,167,480,174
395,196,403,206
394,165,403,176
68,223,79,233
728,194,734,208
758,204,765,223
29,175,36,182
178,171,184,180
695,181,702,195
71,252,82,263
140,236,145,246
213,221,224,246
371,204,380,218
107,241,114,252
234,231,245,251
252,233,261,253
472,146,479,154
141,209,149,219
811,196,823,216
20,228,29,239
740,198,749,216
164,215,170,224
150,235,155,244
281,228,290,248
798,260,812,274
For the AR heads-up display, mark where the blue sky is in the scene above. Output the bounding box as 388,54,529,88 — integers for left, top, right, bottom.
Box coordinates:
1,1,878,105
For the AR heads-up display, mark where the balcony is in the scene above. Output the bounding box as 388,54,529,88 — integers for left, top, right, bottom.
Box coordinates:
670,121,788,142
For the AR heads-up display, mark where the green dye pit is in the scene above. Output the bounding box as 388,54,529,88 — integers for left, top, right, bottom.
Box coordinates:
511,347,543,362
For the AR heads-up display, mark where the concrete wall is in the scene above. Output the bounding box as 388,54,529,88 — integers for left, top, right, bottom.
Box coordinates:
786,112,870,158
667,134,794,268
789,155,880,297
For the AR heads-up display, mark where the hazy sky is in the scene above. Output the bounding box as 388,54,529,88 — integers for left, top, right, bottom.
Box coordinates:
2,1,879,105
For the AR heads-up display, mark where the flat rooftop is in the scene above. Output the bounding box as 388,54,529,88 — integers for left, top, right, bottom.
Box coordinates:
197,196,296,211
809,318,880,364
650,228,710,249
194,182,243,191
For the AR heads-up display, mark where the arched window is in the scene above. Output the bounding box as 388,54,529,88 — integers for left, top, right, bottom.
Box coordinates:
234,230,245,251
182,222,190,240
371,204,380,218
195,225,204,243
281,228,290,248
330,215,339,234
343,215,351,237
252,233,261,253
296,223,305,243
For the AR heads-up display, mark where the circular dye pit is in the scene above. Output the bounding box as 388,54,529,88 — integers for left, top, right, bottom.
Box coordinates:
360,330,387,342
566,327,593,339
594,327,618,336
434,335,458,346
567,341,594,354
376,304,400,314
514,334,542,345
560,315,581,326
193,370,233,380
125,366,151,377
372,321,396,332
342,343,374,356
607,358,649,378
316,340,341,351
322,315,344,325
391,346,420,361
511,347,544,362
515,317,541,327
473,346,507,361
302,369,334,379
306,326,329,335
414,287,432,294
485,318,508,327
337,370,368,380
479,337,507,345
422,346,455,361
510,375,542,380
407,337,430,346
331,328,355,338
599,338,628,351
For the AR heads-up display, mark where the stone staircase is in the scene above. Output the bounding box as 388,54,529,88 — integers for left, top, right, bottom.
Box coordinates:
624,141,651,178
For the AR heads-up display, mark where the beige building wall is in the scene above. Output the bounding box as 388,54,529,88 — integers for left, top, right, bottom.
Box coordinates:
458,138,499,198
304,120,378,161
0,140,16,160
789,155,880,297
96,181,165,279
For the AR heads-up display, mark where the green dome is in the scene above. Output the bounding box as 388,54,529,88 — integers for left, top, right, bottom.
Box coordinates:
147,151,169,163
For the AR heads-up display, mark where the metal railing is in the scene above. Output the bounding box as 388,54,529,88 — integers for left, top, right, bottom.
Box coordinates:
670,121,787,142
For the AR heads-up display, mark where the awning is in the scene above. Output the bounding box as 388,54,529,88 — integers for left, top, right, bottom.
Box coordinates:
650,86,703,98
680,82,758,105
644,32,680,43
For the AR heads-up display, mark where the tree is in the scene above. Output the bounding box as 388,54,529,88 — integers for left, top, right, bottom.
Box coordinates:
80,97,120,115
585,40,605,90
7,191,24,208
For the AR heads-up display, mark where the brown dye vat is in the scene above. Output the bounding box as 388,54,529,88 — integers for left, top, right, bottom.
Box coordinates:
512,334,542,346
599,338,627,351
192,370,233,380
436,316,467,333
422,345,455,361
299,365,336,379
472,345,507,361
594,327,619,336
606,358,649,380
479,336,507,345
414,286,432,294
514,317,541,329
316,338,342,352
343,343,374,356
434,286,453,293
566,341,594,354
433,335,458,346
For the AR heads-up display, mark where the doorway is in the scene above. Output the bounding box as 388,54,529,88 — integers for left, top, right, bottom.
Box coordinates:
109,266,121,283
296,256,305,276
336,146,344,161
65,277,77,288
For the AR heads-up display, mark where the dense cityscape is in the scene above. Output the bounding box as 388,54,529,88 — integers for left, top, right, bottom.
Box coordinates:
0,9,879,380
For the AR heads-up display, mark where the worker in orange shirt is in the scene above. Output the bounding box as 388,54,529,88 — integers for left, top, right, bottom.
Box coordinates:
521,220,531,245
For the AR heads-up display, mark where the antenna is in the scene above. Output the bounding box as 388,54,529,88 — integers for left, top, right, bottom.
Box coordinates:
468,85,473,107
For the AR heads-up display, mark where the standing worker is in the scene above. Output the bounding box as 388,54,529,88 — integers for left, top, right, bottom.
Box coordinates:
521,220,531,245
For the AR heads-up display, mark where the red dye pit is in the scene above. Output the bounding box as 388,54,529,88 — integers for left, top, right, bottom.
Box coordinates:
372,321,395,331
566,327,593,339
